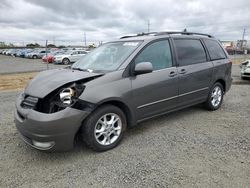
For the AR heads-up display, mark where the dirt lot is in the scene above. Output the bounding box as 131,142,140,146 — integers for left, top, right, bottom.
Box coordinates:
0,84,250,188
0,72,38,91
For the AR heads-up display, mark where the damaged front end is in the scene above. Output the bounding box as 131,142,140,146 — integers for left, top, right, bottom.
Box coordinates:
21,80,96,114
36,82,85,114
15,68,103,151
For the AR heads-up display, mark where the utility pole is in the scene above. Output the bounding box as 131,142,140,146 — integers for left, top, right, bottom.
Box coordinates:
147,20,150,33
241,28,246,50
45,40,49,70
84,32,87,47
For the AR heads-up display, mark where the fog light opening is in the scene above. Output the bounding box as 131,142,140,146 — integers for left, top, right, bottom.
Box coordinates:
32,140,55,149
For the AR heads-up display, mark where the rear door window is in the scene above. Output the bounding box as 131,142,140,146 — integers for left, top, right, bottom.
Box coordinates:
203,39,226,60
174,39,207,66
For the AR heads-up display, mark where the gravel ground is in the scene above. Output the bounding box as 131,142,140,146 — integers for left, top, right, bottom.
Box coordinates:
0,84,249,188
0,55,67,74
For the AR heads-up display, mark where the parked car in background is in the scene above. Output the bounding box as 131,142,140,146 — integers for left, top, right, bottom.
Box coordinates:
15,31,232,152
22,49,34,58
0,49,4,54
240,60,250,80
26,49,51,59
42,51,64,63
54,50,87,64
16,49,26,58
10,49,21,57
5,49,15,55
2,49,9,55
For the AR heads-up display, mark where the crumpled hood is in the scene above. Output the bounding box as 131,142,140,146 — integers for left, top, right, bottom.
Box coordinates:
25,68,103,98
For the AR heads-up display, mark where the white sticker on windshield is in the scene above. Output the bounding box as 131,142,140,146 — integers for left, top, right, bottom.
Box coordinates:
123,42,139,46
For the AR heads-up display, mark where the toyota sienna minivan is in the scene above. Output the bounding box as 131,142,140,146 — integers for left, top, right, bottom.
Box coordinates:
15,31,232,152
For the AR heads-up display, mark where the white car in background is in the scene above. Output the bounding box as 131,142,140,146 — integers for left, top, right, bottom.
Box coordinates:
240,60,250,80
54,50,88,64
25,49,51,59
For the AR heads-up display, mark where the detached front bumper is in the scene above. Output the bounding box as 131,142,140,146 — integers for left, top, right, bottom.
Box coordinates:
14,94,90,151
241,67,250,78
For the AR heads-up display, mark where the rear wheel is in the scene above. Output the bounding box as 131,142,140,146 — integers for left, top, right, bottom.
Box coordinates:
205,82,224,111
81,105,127,151
62,58,70,65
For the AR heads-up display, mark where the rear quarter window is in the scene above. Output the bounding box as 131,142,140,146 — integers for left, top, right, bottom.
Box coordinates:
203,39,226,60
174,39,207,66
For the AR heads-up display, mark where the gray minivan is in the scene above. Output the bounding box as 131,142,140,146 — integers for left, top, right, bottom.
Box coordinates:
15,31,232,152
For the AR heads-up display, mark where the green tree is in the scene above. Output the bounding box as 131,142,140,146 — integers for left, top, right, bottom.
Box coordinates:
26,43,40,48
47,44,56,48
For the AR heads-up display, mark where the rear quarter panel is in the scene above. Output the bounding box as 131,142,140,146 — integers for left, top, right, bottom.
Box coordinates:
211,59,232,92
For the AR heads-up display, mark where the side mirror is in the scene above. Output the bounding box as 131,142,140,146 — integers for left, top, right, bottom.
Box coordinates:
134,62,153,75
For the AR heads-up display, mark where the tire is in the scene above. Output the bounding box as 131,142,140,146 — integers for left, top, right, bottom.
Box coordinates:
205,82,224,111
62,58,70,65
241,76,247,80
32,55,38,59
80,105,127,152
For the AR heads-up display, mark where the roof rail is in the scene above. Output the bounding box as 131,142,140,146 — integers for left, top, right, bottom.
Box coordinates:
156,31,214,38
120,32,158,39
120,31,214,39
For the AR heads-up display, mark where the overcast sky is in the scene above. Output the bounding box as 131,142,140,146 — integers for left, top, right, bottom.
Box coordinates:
0,0,250,45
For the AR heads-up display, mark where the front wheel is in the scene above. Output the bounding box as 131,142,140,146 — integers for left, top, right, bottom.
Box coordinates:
80,105,127,152
205,82,224,111
32,55,38,59
62,58,70,65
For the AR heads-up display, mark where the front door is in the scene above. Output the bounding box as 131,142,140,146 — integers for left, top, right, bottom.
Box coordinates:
131,39,178,120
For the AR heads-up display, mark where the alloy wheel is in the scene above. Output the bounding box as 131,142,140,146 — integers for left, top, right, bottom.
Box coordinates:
211,86,222,107
94,113,122,146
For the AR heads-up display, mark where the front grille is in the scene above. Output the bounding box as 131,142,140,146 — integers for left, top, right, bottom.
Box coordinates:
21,96,39,109
243,72,250,76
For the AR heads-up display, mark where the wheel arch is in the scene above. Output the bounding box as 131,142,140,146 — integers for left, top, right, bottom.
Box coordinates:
214,79,226,92
96,99,136,127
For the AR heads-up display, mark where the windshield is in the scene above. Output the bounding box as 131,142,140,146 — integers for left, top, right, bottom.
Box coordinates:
72,41,141,72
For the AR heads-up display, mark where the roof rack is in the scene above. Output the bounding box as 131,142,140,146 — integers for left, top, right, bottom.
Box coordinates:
120,31,214,39
157,31,214,38
120,32,158,39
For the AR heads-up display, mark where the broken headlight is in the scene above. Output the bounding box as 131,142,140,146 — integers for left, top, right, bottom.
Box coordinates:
59,87,76,105
56,83,85,108
36,83,85,113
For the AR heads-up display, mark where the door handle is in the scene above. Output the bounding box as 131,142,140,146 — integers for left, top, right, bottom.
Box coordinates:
169,71,177,77
179,69,186,74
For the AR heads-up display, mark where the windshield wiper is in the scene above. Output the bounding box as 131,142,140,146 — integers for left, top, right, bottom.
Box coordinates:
71,67,93,72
